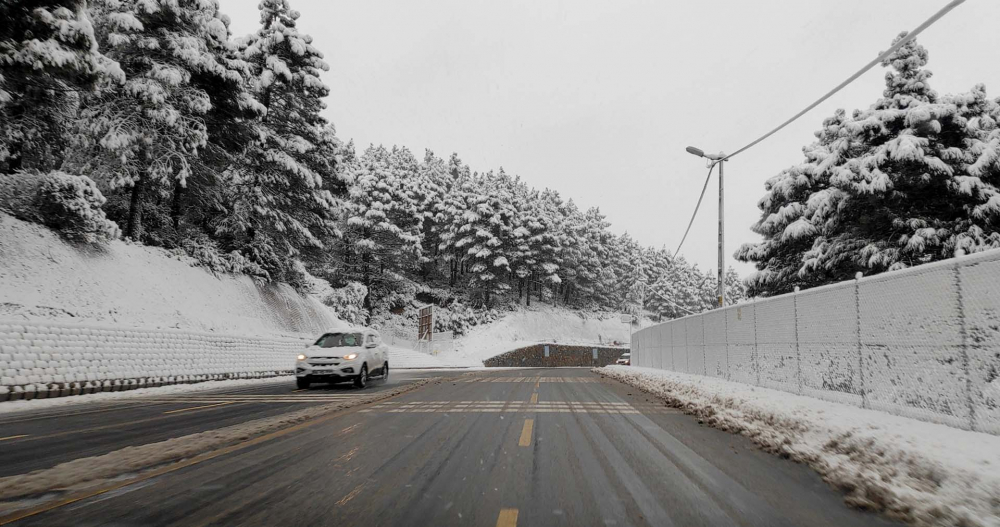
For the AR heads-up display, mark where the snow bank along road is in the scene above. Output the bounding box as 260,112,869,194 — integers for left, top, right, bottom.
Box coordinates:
0,369,899,526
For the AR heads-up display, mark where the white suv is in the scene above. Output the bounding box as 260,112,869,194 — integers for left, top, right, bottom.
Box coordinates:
296,328,389,389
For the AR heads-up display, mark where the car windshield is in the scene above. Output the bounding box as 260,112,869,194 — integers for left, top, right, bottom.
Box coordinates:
314,332,363,348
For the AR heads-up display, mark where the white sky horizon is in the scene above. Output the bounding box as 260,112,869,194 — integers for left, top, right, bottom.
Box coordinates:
217,0,1000,276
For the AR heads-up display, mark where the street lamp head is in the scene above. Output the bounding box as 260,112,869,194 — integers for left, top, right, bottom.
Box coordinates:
685,146,705,158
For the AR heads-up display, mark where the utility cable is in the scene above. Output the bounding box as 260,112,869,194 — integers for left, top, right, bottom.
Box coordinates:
645,281,697,316
674,161,716,256
721,0,965,162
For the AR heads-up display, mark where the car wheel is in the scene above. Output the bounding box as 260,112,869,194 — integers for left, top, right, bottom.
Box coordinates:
354,364,368,389
382,362,389,381
296,377,310,390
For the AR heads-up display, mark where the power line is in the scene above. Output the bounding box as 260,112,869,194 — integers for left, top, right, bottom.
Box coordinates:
674,161,716,255
722,0,966,162
674,0,966,259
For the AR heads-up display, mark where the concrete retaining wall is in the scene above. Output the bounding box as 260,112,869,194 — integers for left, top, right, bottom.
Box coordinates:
631,249,1000,435
484,344,627,368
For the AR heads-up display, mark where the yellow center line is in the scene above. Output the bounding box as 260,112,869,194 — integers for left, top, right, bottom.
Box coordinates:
163,401,234,415
518,419,534,447
292,389,307,393
0,435,29,442
496,508,519,527
335,483,366,506
529,393,538,404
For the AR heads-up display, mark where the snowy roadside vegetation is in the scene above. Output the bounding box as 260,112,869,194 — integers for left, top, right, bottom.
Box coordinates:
0,376,293,415
736,34,1000,297
0,0,743,346
599,366,1000,527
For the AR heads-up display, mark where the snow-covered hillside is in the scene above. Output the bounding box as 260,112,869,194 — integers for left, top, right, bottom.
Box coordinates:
0,213,343,338
437,305,632,366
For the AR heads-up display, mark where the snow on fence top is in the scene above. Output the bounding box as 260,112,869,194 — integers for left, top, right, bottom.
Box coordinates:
631,248,1000,435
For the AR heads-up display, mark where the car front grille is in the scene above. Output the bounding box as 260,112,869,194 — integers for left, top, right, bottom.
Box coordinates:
309,359,340,366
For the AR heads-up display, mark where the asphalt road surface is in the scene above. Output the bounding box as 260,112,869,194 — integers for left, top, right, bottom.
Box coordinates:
0,368,900,526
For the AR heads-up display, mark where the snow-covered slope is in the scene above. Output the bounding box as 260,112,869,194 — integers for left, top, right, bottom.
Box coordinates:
437,305,631,366
387,346,471,369
0,213,343,338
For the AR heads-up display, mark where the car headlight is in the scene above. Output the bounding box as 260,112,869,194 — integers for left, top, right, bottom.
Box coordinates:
297,354,307,361
343,353,358,360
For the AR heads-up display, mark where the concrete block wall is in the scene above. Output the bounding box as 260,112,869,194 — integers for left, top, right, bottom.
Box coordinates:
0,318,309,401
484,344,627,368
631,249,1000,435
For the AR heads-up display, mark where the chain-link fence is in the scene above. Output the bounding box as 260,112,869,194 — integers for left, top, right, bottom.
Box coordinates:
631,249,1000,435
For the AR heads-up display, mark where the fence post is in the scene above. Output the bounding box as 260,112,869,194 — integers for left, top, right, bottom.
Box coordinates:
855,273,866,409
794,286,802,394
702,314,707,375
753,298,760,386
669,324,675,371
657,327,663,370
955,264,976,432
725,306,730,380
685,319,690,372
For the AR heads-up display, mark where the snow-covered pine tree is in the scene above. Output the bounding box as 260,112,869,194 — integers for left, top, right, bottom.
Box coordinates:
0,0,117,172
735,109,854,295
554,199,585,304
70,0,250,242
452,170,516,305
214,0,341,283
738,33,1000,296
579,206,617,307
414,150,449,277
436,157,474,287
528,188,564,302
339,145,422,312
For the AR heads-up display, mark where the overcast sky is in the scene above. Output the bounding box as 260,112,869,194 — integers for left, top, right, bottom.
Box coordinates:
218,0,1000,276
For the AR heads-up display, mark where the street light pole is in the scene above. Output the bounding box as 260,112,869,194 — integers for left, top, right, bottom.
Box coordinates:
685,146,726,308
716,159,725,308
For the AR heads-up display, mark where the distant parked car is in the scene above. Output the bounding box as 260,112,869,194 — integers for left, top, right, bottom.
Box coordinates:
616,352,631,366
295,328,388,389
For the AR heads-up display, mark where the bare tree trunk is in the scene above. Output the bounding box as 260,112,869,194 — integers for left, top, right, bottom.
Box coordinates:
171,180,183,231
126,171,147,239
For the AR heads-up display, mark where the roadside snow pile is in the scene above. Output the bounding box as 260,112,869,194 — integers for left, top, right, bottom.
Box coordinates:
0,376,292,415
598,366,1000,527
0,213,342,337
387,346,472,369
439,305,630,365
